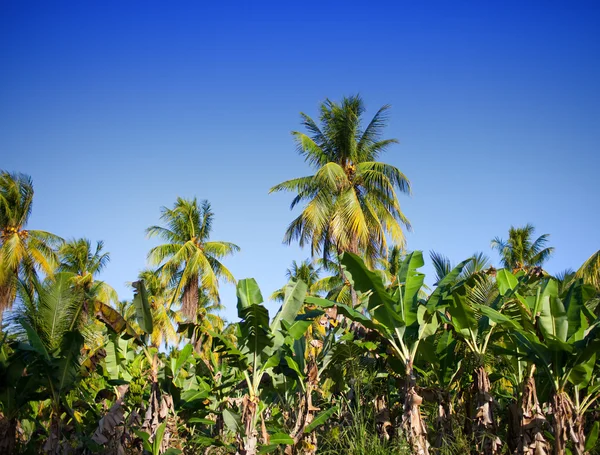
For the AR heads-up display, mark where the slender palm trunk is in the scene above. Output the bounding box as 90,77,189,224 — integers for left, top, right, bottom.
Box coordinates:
182,276,199,322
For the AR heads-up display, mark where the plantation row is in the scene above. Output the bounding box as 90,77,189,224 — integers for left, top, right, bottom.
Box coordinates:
1,96,599,455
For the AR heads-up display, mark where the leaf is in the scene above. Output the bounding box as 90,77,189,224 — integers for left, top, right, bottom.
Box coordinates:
132,280,153,335
56,330,84,393
154,421,167,455
236,278,264,318
180,380,211,403
341,252,399,329
188,418,216,425
239,304,273,357
476,305,520,330
447,286,478,340
173,343,193,379
133,430,152,452
567,353,595,388
585,420,599,451
104,334,123,380
417,308,438,340
397,251,425,326
563,280,595,340
270,279,308,350
285,356,303,378
19,320,51,362
538,282,568,342
222,408,244,435
285,319,315,340
269,432,294,445
496,269,518,295
304,406,336,433
306,297,384,334
93,301,137,338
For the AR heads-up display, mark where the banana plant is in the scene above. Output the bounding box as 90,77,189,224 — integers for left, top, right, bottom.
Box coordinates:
438,269,509,455
309,251,470,455
276,318,341,455
92,280,187,454
509,277,600,455
213,277,317,455
488,269,552,455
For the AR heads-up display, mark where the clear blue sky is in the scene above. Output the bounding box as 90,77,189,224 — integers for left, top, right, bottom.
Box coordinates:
1,0,599,322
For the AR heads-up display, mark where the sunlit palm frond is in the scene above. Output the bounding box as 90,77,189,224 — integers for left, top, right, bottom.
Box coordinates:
576,250,600,290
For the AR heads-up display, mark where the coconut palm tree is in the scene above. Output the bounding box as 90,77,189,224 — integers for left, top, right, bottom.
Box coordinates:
0,171,63,314
491,224,554,272
146,197,239,322
58,238,117,305
10,273,86,452
270,259,323,302
269,95,411,268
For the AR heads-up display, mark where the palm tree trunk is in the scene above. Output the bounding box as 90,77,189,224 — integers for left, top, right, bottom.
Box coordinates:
402,364,429,455
0,279,16,318
182,276,199,322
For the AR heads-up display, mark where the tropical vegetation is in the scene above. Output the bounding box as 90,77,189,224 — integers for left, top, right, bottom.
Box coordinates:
0,97,598,455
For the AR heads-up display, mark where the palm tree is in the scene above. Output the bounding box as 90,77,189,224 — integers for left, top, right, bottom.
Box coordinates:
146,197,239,322
269,95,411,268
0,171,63,314
10,273,86,452
270,259,322,302
58,238,117,305
491,224,554,272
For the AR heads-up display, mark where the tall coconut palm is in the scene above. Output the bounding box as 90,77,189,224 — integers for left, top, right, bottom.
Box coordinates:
269,95,411,268
0,171,63,314
491,224,553,272
146,197,239,322
58,238,117,305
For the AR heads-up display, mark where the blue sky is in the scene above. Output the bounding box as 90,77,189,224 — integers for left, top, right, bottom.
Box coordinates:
1,1,599,322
